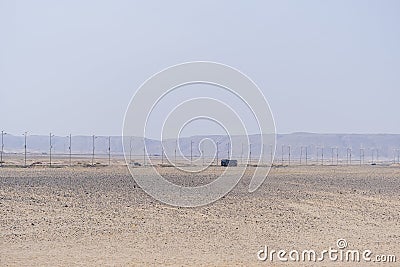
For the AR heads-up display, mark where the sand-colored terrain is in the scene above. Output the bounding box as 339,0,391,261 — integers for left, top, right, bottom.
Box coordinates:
1,165,399,266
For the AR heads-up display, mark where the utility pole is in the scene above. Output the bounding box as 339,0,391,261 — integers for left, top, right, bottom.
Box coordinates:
281,144,284,165
262,144,265,165
371,148,374,164
300,146,303,165
305,146,308,165
174,145,177,165
363,148,365,164
91,135,95,166
108,136,111,166
316,146,319,165
249,143,252,165
331,147,334,165
376,149,379,164
49,133,54,167
1,131,6,167
288,145,291,166
321,147,324,165
161,145,164,165
202,149,205,166
360,147,364,166
241,143,243,165
270,144,273,166
191,140,194,165
227,142,230,159
397,149,400,164
336,147,339,165
68,134,72,166
216,142,219,166
350,148,352,165
23,132,27,167
129,137,133,164
143,147,146,166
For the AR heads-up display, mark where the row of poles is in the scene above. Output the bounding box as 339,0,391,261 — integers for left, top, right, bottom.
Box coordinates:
154,141,246,166
278,145,396,166
135,140,400,167
1,131,400,167
0,131,111,167
138,140,231,166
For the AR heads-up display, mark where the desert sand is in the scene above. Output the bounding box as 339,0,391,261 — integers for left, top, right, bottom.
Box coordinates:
1,164,399,266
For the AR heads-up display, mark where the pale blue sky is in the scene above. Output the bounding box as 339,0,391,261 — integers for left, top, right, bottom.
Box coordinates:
1,0,399,136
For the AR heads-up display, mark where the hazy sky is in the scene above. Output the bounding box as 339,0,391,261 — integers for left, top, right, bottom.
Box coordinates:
1,0,399,136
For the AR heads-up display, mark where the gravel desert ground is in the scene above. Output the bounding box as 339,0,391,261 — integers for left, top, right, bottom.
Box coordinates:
1,164,399,266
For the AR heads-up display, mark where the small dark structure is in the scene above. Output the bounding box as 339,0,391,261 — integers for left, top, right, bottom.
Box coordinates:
221,159,238,167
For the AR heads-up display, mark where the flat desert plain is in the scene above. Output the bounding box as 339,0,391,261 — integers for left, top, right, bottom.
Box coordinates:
1,165,399,266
